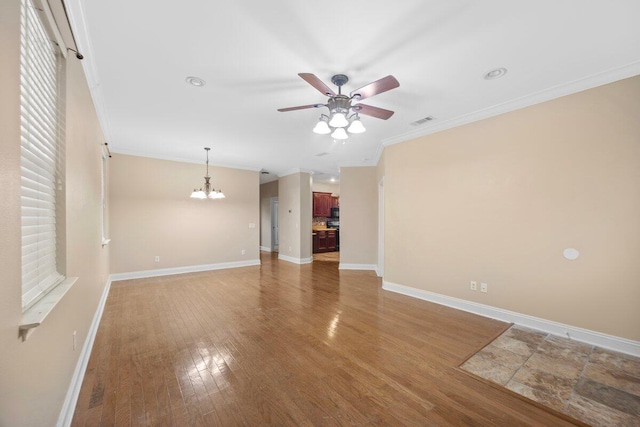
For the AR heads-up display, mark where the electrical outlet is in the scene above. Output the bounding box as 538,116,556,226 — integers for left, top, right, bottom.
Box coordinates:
470,281,477,291
248,223,255,229
155,256,160,263
480,282,488,293
73,331,77,350
241,249,246,255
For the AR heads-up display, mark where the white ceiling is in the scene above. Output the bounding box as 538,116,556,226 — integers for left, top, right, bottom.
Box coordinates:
66,0,640,183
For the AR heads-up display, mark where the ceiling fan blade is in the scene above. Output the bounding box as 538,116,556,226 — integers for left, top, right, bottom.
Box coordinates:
298,73,336,96
277,103,325,112
350,75,399,101
353,103,395,120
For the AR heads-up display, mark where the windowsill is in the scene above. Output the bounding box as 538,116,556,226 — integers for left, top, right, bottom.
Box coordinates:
19,277,78,341
102,238,111,247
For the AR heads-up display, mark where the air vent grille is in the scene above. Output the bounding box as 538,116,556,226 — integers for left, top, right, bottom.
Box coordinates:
410,116,435,126
315,152,329,157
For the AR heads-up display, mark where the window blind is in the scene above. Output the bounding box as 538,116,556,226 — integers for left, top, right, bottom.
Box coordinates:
20,0,65,310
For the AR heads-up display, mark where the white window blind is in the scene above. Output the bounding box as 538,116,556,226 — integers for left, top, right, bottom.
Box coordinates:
20,0,65,310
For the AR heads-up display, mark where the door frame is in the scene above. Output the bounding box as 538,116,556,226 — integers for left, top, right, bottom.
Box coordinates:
270,197,279,252
377,177,384,277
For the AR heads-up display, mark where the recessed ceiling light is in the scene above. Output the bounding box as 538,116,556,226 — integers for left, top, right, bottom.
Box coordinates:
330,177,336,182
484,68,507,80
185,76,206,87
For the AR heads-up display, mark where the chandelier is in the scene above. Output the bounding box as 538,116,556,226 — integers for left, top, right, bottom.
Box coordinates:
190,147,225,199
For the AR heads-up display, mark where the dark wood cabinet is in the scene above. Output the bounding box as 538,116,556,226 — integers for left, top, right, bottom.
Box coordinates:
313,192,333,217
331,196,339,208
313,229,337,253
326,230,336,251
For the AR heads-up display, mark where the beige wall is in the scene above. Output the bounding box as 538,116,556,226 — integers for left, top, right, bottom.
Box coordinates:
0,0,110,425
278,173,312,261
311,181,340,196
109,154,259,273
259,180,278,250
340,167,378,265
384,76,640,341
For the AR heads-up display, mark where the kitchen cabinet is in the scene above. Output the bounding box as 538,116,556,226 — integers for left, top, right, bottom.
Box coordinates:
331,196,339,208
326,230,336,251
313,229,337,253
313,192,332,217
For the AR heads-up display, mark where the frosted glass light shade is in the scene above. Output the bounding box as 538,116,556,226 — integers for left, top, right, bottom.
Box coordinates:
329,112,348,128
347,118,366,134
191,189,206,199
313,119,331,134
331,127,349,140
209,190,226,199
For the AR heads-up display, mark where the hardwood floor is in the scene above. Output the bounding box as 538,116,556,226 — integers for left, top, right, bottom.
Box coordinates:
72,252,579,426
313,251,340,262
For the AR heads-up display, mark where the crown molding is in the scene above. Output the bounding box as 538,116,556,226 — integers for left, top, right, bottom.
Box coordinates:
278,168,314,178
64,0,115,147
381,61,640,148
109,147,262,172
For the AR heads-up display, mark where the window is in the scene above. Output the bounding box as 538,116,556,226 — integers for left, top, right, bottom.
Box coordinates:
20,0,66,310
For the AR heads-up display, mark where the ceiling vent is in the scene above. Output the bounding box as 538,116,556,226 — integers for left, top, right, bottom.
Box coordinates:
261,170,269,175
410,116,435,126
315,152,329,157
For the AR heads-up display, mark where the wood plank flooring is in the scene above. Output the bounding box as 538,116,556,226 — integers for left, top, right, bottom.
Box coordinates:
72,252,580,426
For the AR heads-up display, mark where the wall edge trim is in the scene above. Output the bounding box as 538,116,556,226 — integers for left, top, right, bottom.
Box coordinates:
278,254,313,264
339,263,377,271
110,259,261,281
381,61,640,147
382,280,640,357
57,277,112,427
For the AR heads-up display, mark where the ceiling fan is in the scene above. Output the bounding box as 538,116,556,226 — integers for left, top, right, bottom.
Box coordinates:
278,73,399,139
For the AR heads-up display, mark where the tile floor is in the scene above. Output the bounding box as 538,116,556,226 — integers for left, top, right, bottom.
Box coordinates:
461,325,640,427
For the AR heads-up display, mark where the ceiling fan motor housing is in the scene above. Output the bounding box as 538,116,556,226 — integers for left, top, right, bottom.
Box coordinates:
330,74,349,88
327,95,351,115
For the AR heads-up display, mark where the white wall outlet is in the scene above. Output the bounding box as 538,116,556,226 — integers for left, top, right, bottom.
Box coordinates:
155,256,160,263
470,281,477,291
241,249,246,255
480,282,488,293
249,223,255,229
73,330,77,350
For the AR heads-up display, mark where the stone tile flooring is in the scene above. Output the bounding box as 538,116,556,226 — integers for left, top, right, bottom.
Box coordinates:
461,325,640,426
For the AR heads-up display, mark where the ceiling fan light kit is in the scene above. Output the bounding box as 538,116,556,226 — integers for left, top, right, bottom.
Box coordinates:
331,127,349,140
190,147,225,200
279,73,399,140
312,115,331,134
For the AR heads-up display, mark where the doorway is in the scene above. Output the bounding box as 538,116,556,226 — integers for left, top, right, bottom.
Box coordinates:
270,197,279,252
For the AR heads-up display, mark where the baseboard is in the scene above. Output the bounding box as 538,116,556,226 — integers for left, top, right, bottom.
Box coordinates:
278,254,313,264
110,259,261,281
259,246,271,252
57,277,112,427
382,281,640,357
339,263,377,271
